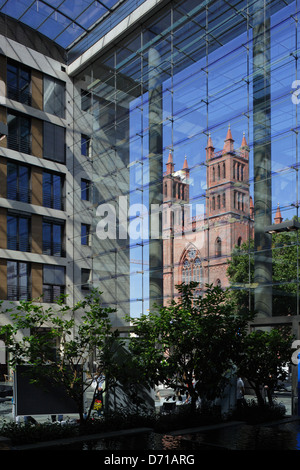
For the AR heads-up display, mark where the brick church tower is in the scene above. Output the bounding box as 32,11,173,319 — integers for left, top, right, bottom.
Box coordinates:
163,126,255,304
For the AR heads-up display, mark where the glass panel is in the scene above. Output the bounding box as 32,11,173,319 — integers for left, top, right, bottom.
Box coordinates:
53,174,63,210
44,75,65,118
7,215,17,250
7,163,17,200
42,221,51,255
19,217,29,252
43,122,65,163
52,224,62,257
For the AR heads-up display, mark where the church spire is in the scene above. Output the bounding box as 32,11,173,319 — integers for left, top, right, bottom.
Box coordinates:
206,133,215,159
274,203,283,224
223,124,234,152
166,151,174,175
182,156,189,170
241,131,247,147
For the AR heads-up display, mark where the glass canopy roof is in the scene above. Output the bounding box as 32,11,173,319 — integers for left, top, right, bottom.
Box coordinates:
0,0,124,50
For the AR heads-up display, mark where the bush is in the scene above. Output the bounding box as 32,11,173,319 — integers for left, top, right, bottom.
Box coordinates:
230,399,286,424
0,420,79,446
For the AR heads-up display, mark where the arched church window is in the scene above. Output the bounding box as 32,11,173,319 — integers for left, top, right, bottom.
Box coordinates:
182,259,191,284
222,193,226,207
215,237,221,257
237,236,242,247
218,165,220,180
223,162,226,178
217,195,220,209
212,166,215,182
194,258,202,284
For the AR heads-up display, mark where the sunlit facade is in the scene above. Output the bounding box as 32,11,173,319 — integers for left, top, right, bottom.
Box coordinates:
0,0,300,413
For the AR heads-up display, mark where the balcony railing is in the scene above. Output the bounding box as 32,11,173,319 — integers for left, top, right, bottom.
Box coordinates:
42,240,65,257
7,235,31,253
7,285,30,301
7,185,31,203
7,85,32,106
43,193,64,211
7,134,31,155
42,285,65,303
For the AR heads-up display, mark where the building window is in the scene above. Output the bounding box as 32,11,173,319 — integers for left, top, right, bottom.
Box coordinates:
43,219,64,257
7,112,31,154
81,134,91,157
43,75,65,118
222,193,226,207
7,60,31,106
43,122,65,163
237,236,242,247
223,162,226,178
81,179,90,201
7,213,30,252
7,162,30,203
43,171,64,210
7,261,30,300
81,268,91,290
182,255,203,286
81,224,90,245
182,259,191,284
194,258,202,285
43,265,65,303
215,237,222,257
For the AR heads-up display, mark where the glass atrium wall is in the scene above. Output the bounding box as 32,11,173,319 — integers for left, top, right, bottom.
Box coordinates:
72,0,300,334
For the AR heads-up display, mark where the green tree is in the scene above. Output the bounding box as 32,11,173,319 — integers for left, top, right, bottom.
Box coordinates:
237,328,294,406
227,230,300,316
126,282,252,412
0,289,124,424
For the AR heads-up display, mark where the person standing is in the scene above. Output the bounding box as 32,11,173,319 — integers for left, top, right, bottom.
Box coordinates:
236,376,246,409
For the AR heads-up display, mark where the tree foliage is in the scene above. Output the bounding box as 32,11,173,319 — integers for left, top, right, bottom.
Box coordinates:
126,282,252,411
0,289,125,423
237,327,294,406
227,229,300,316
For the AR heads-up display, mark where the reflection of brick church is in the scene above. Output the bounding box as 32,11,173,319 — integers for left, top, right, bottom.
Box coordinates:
163,126,256,304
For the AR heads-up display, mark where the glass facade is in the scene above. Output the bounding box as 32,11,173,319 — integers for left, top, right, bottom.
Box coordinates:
72,0,300,334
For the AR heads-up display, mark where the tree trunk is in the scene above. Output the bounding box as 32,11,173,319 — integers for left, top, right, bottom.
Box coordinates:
254,384,265,406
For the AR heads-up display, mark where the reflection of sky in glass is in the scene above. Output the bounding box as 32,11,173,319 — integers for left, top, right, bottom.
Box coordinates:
0,0,120,49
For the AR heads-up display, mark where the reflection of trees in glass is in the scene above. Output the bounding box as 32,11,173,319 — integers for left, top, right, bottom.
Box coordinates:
227,227,299,316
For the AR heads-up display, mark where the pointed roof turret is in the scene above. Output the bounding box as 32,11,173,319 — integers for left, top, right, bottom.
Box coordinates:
166,151,174,175
241,131,248,148
223,124,234,152
274,203,283,224
182,156,189,170
206,133,215,159
206,133,214,149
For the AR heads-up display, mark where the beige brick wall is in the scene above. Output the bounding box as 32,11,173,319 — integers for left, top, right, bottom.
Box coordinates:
31,69,43,111
31,262,43,300
0,158,7,199
31,118,43,158
0,207,6,250
31,215,42,254
31,166,43,206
